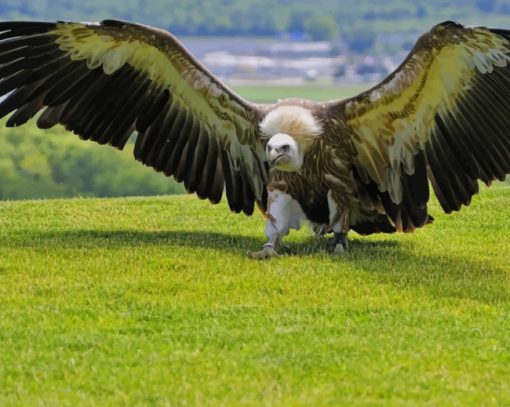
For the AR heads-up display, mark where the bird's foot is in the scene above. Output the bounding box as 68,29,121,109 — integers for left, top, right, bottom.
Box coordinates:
332,232,349,255
248,243,280,259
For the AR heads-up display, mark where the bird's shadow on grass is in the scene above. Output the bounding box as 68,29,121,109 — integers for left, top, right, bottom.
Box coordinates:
351,243,508,304
8,229,262,251
6,228,398,254
7,228,509,304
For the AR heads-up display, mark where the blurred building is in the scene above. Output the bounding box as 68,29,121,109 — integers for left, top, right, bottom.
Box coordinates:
181,37,401,84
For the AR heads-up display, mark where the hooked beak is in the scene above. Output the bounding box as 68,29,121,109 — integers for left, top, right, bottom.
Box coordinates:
268,148,288,167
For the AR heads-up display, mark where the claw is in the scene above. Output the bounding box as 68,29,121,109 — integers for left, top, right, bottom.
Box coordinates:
248,243,280,259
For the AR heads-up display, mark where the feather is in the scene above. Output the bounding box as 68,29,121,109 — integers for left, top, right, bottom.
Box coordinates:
156,107,188,173
176,119,201,186
197,135,220,199
37,102,69,129
221,150,241,212
135,88,170,133
0,19,266,210
166,114,196,177
329,21,510,222
186,128,210,194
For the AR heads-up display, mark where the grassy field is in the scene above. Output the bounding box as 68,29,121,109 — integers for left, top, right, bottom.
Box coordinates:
234,84,370,103
0,186,509,405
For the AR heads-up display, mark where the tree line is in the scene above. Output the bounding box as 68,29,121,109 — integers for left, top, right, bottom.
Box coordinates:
0,0,509,42
0,122,183,200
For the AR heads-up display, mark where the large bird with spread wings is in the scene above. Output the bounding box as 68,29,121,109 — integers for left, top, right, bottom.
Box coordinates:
1,20,509,257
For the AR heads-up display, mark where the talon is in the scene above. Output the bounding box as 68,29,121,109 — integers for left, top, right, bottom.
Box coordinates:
248,243,280,259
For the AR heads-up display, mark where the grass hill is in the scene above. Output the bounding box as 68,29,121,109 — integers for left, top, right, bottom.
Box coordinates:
0,187,509,404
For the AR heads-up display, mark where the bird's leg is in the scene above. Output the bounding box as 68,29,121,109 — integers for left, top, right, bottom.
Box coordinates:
249,190,298,259
327,191,350,255
249,216,288,259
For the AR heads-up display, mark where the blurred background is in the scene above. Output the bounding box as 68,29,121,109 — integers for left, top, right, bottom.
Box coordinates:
0,0,508,200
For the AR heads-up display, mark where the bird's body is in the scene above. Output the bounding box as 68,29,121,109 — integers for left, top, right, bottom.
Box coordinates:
0,19,509,257
257,100,410,257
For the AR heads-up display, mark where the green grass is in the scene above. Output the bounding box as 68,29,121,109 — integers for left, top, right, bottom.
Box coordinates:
0,187,509,405
234,84,370,103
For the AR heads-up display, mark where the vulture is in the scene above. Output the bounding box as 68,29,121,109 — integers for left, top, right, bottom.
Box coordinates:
0,19,509,258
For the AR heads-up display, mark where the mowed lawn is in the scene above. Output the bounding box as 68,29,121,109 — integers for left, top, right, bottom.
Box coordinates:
234,83,370,103
0,187,509,405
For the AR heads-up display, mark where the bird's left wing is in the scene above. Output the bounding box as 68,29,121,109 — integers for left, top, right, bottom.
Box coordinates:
0,20,269,215
326,21,510,231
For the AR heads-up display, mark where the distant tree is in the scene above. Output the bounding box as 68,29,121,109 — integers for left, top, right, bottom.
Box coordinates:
287,9,308,32
416,5,427,18
211,16,233,35
348,29,376,53
0,0,508,38
476,0,496,13
0,123,184,200
247,4,278,36
499,4,510,15
363,11,377,21
304,14,340,41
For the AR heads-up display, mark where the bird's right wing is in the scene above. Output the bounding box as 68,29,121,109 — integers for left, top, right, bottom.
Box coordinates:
325,22,510,231
0,20,270,215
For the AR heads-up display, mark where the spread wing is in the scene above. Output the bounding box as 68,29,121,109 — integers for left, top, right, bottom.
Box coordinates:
327,21,510,231
0,20,269,215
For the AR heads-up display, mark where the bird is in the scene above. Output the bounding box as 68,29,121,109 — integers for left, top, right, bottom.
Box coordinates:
0,19,509,258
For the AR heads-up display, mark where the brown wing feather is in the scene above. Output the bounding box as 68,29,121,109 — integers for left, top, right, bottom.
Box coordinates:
0,20,269,215
326,21,510,230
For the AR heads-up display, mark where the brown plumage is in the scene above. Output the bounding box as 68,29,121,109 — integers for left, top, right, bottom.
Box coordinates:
0,19,509,255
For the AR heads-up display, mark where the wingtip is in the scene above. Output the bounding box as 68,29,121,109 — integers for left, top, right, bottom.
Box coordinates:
0,21,56,38
437,20,464,29
100,19,130,27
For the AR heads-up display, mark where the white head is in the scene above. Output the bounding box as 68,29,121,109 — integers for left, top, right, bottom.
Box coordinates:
260,104,322,172
266,133,302,171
